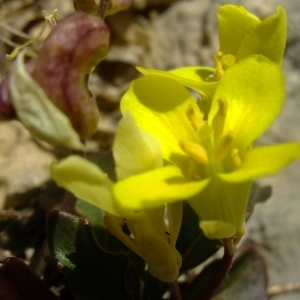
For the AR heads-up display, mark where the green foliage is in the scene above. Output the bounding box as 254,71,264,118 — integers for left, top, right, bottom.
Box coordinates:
46,211,134,300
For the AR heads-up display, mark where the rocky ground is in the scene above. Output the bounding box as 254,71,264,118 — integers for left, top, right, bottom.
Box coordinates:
0,0,300,299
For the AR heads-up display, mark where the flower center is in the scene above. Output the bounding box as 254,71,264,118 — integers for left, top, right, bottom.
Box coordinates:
180,102,242,178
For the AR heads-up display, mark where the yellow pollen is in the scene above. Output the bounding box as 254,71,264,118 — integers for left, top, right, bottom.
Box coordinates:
212,98,228,139
187,105,204,132
221,54,236,70
180,140,209,165
214,51,224,80
231,148,242,169
214,132,234,161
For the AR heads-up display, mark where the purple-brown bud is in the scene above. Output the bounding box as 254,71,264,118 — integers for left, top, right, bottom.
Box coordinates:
0,74,16,120
30,12,110,138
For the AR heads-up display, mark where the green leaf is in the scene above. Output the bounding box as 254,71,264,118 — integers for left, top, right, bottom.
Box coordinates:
46,211,134,300
10,49,84,150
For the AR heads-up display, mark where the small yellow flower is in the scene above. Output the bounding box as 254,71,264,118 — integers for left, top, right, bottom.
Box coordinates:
50,113,182,282
117,55,300,242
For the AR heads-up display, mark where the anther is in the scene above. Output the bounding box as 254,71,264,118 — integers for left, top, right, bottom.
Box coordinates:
214,132,234,161
212,98,228,139
231,148,242,169
221,54,236,69
187,104,204,132
180,140,209,164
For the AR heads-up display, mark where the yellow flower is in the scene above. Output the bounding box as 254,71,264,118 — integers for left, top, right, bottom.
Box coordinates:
131,5,287,107
116,55,300,242
50,113,182,282
218,5,287,65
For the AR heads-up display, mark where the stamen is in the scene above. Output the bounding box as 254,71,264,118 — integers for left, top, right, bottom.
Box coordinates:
43,9,59,28
231,148,242,169
214,51,224,80
221,54,236,69
187,158,197,179
214,132,234,161
187,104,204,132
180,140,209,164
212,98,228,139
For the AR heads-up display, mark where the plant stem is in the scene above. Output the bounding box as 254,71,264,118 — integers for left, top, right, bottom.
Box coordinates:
30,239,49,276
169,281,182,300
59,190,77,212
197,237,235,300
98,0,110,19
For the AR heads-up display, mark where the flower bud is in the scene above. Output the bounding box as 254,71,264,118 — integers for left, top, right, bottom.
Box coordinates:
0,74,16,120
30,12,110,138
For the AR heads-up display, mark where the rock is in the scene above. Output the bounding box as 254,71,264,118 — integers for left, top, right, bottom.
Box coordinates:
0,121,55,209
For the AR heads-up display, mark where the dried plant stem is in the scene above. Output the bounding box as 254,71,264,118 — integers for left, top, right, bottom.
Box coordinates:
30,239,49,276
169,281,182,300
198,237,235,300
98,0,110,19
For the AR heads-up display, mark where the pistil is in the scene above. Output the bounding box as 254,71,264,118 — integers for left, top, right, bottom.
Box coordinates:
212,98,228,140
230,148,242,169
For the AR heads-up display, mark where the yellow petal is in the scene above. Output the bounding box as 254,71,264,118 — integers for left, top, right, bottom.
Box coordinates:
220,143,300,183
167,202,183,248
208,55,285,151
188,178,251,236
199,220,236,240
131,222,181,282
113,112,162,180
217,5,260,56
237,5,287,64
50,155,119,216
137,66,218,99
121,75,200,167
113,165,210,214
